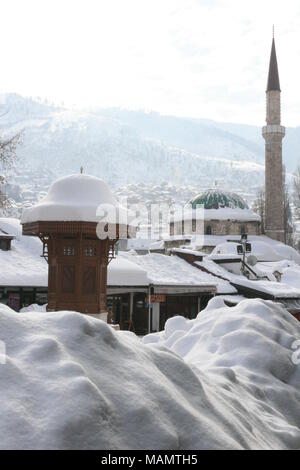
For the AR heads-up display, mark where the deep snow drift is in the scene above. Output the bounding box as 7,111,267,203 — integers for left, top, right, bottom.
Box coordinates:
0,299,300,450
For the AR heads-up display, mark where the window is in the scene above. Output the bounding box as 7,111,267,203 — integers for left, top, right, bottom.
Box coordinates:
240,225,246,235
84,247,97,257
206,225,212,235
63,246,75,256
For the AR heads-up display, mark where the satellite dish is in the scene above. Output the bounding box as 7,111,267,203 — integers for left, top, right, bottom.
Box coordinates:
247,255,258,266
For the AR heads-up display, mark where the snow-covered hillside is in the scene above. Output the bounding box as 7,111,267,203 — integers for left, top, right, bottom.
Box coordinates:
1,93,299,217
0,298,299,449
0,94,268,207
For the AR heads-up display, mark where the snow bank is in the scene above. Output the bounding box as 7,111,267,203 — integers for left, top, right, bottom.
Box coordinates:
1,299,300,449
144,298,300,449
21,174,130,225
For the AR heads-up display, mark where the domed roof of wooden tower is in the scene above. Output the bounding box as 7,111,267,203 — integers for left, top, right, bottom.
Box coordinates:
21,174,130,225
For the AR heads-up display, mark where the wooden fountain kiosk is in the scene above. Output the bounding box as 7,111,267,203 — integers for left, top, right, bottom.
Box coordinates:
21,174,133,315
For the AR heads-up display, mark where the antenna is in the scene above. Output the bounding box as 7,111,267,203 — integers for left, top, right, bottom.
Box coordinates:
272,24,275,39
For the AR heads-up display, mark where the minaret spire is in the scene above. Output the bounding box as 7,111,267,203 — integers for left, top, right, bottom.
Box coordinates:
262,30,285,242
267,31,280,91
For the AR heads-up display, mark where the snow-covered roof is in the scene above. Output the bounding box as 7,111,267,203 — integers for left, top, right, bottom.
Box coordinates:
197,256,300,299
0,218,47,287
233,277,300,299
171,206,261,223
0,227,14,238
212,239,300,263
108,257,149,286
0,218,225,293
3,217,300,300
21,174,131,225
120,252,233,294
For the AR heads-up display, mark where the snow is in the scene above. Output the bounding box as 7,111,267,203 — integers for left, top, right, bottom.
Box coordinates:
149,240,165,250
126,238,154,251
108,257,149,286
212,239,300,263
171,206,261,223
1,298,299,449
171,247,206,256
120,251,235,294
20,304,47,313
143,297,300,449
0,218,229,293
218,295,246,305
234,278,300,298
0,218,47,287
197,257,300,299
281,267,300,290
21,174,130,225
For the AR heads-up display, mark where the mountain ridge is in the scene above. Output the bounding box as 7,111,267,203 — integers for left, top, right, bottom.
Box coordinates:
0,93,298,212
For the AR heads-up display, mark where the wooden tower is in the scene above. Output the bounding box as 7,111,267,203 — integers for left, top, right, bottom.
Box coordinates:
21,175,133,315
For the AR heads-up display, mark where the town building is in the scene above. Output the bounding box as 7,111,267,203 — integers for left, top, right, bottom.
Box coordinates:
169,189,261,242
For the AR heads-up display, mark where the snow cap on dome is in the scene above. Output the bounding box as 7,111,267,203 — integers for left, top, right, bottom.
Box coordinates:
21,174,131,226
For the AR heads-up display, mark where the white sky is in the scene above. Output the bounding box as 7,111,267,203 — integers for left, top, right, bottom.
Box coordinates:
1,0,300,126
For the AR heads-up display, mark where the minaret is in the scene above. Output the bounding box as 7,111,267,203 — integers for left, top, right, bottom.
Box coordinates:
262,30,285,242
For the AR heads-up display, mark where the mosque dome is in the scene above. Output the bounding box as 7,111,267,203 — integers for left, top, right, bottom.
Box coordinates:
188,190,249,211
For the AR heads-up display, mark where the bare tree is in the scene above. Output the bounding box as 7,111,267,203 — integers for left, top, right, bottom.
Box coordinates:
252,188,265,234
0,132,22,212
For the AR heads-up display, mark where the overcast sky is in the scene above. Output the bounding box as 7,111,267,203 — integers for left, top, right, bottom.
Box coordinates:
1,0,300,126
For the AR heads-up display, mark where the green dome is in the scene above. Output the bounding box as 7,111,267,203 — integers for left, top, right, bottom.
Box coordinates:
189,190,249,210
